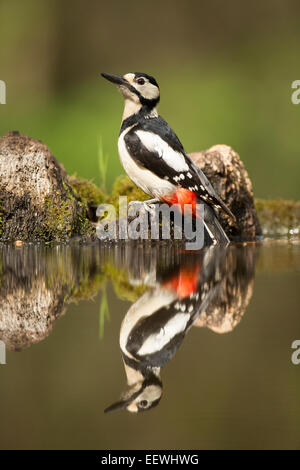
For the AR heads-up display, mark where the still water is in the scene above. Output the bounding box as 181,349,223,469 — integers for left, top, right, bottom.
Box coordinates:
0,241,300,449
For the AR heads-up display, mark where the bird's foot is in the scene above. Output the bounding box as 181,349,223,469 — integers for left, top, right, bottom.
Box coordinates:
128,199,159,218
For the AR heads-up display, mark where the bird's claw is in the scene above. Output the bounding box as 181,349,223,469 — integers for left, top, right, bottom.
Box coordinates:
128,201,157,217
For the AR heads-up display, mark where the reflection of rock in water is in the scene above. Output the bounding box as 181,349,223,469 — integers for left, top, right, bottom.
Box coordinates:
0,243,155,351
0,245,104,351
0,243,257,352
0,278,67,351
193,246,256,333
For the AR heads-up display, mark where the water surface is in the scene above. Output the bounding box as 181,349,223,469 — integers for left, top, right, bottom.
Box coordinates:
0,241,299,449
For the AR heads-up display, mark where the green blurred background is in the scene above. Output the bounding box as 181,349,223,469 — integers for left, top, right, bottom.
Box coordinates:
1,0,300,199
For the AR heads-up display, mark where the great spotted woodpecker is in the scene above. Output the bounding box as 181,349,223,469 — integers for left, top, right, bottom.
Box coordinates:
101,72,235,243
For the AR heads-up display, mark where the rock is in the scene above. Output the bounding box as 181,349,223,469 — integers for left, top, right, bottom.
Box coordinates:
190,145,261,240
0,131,94,242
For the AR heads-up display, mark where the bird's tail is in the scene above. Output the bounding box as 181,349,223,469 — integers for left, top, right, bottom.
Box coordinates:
214,195,236,223
196,201,230,245
162,189,230,245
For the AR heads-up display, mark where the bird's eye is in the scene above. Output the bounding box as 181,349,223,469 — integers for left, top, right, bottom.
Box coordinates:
137,78,145,85
139,400,148,407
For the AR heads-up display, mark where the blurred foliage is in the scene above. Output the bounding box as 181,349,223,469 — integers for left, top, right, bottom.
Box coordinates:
0,0,300,200
97,137,109,193
255,199,300,237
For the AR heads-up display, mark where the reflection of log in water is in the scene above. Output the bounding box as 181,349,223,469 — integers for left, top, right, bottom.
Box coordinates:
0,243,257,351
193,246,257,333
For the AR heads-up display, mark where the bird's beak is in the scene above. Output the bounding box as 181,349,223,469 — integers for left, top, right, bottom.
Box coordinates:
101,73,128,87
104,397,132,413
104,383,144,414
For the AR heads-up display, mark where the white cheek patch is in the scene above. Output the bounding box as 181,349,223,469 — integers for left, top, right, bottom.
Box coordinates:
135,131,189,172
139,82,159,100
137,385,161,404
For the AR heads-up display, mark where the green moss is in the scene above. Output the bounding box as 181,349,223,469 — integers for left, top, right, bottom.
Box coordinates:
75,200,95,238
255,198,300,236
69,175,105,207
62,260,146,303
107,175,148,210
37,182,95,242
102,262,147,302
40,195,77,241
71,273,106,302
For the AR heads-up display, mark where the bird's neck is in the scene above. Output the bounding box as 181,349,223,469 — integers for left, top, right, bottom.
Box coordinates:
122,352,161,384
122,99,158,123
122,99,142,121
120,102,158,135
123,361,144,387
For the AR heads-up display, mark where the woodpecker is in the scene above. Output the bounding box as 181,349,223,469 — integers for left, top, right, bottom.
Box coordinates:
104,252,222,413
101,72,235,243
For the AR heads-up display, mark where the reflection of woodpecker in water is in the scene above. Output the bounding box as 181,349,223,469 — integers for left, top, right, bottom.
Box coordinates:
104,246,256,413
105,250,221,413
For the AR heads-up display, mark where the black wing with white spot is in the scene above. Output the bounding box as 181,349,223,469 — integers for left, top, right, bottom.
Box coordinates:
125,290,203,368
124,116,235,220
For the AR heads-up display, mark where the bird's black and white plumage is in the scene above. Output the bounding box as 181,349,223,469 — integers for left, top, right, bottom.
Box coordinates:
101,72,235,243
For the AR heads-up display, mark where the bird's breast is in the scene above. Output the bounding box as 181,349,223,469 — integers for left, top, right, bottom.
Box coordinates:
118,129,176,198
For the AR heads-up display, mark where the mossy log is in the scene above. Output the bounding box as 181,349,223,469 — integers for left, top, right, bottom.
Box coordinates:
0,131,103,242
0,132,299,243
109,176,300,240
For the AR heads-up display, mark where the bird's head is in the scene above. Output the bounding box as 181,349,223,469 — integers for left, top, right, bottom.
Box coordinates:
104,374,162,414
101,72,160,110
